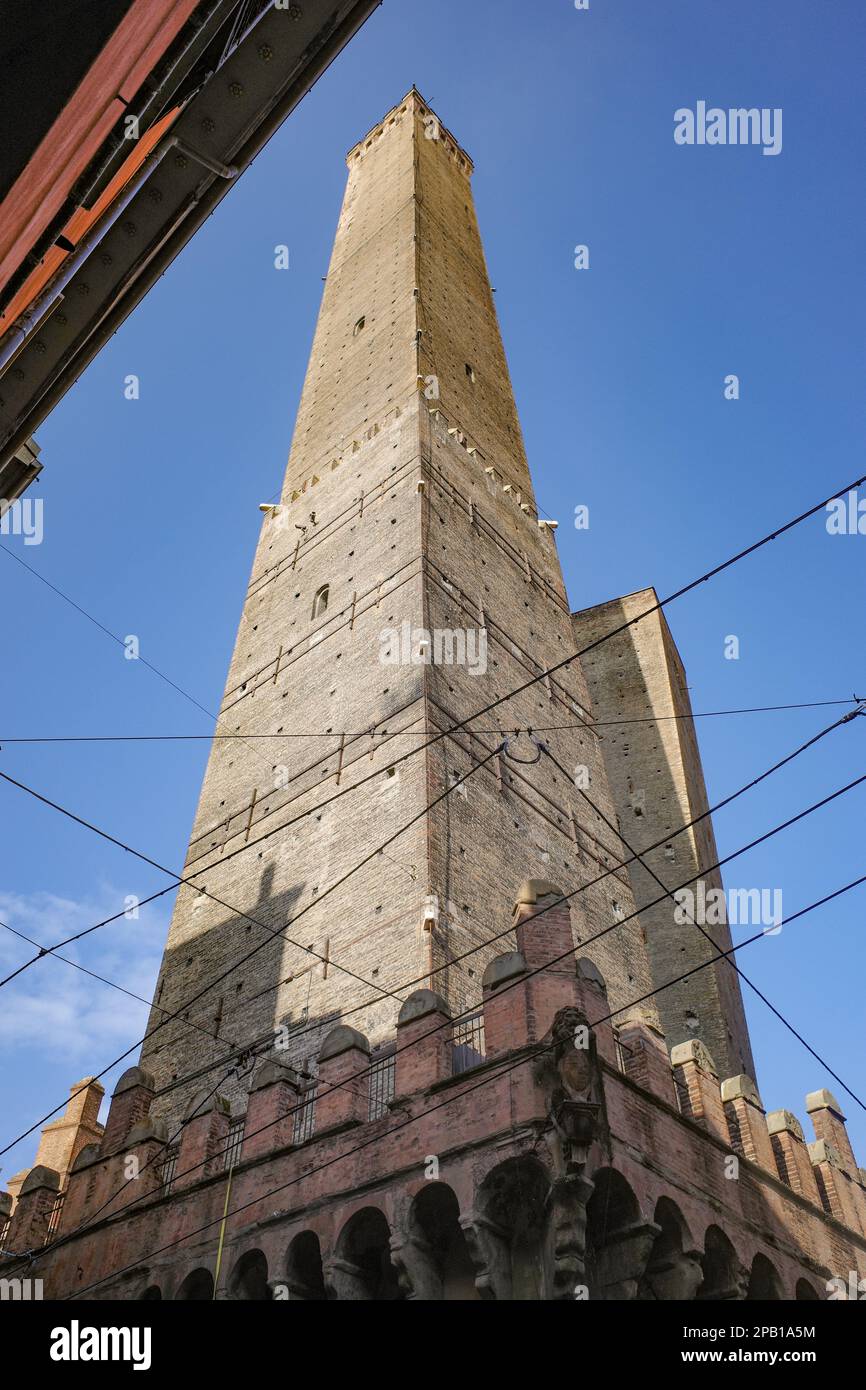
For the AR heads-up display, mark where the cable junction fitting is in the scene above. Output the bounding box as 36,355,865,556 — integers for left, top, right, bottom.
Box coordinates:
501,732,544,765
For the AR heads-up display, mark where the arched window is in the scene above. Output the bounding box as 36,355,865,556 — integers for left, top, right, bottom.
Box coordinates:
175,1268,214,1301
311,585,329,620
475,1156,551,1300
638,1197,702,1301
285,1231,327,1300
585,1167,641,1300
746,1252,783,1301
795,1277,820,1300
228,1248,271,1301
333,1207,404,1300
353,315,365,336
699,1225,745,1301
408,1183,479,1300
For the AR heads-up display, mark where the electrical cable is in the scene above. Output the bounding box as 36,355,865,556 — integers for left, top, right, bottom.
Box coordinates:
20,764,866,1279
50,863,866,1300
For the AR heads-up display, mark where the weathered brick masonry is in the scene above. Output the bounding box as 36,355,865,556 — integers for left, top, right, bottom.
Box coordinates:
4,887,865,1299
134,85,658,1132
2,92,863,1300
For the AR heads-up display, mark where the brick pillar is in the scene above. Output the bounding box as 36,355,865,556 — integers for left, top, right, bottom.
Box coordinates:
395,990,452,1095
482,951,529,1057
766,1111,821,1202
113,1119,168,1212
806,1090,859,1178
809,1140,866,1236
721,1075,775,1173
315,1025,370,1132
670,1041,729,1143
574,957,617,1068
60,1144,104,1231
5,1166,61,1251
100,1066,155,1154
244,1059,300,1160
616,1020,677,1106
30,1076,105,1182
512,880,578,1040
175,1093,231,1191
806,1093,866,1237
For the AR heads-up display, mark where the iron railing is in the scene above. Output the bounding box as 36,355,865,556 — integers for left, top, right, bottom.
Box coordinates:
292,1086,317,1145
368,1051,395,1120
452,1012,485,1074
223,1117,245,1171
161,1146,179,1195
44,1191,65,1244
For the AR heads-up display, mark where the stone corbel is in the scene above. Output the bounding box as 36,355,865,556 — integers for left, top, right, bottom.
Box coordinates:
595,1219,662,1300
323,1255,370,1301
641,1247,705,1301
697,1261,750,1301
389,1230,442,1301
459,1212,512,1301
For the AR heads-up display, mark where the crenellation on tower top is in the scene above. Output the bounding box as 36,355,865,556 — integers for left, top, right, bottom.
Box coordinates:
346,87,474,174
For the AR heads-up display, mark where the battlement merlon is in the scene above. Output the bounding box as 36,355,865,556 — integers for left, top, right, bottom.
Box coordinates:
346,87,474,173
4,882,865,1296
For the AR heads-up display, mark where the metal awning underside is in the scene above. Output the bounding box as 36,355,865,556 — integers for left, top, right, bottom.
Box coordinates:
0,0,380,476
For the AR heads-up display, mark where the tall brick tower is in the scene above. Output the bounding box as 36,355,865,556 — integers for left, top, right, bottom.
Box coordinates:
9,93,865,1310
140,89,744,1124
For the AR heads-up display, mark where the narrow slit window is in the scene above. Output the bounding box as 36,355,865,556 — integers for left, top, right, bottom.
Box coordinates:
312,585,329,620
353,315,365,336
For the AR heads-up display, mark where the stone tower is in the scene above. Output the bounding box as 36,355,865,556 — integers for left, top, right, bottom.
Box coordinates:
141,90,722,1124
571,592,755,1080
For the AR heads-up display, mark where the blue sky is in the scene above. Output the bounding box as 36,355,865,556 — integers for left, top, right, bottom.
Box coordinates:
1,0,864,1180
